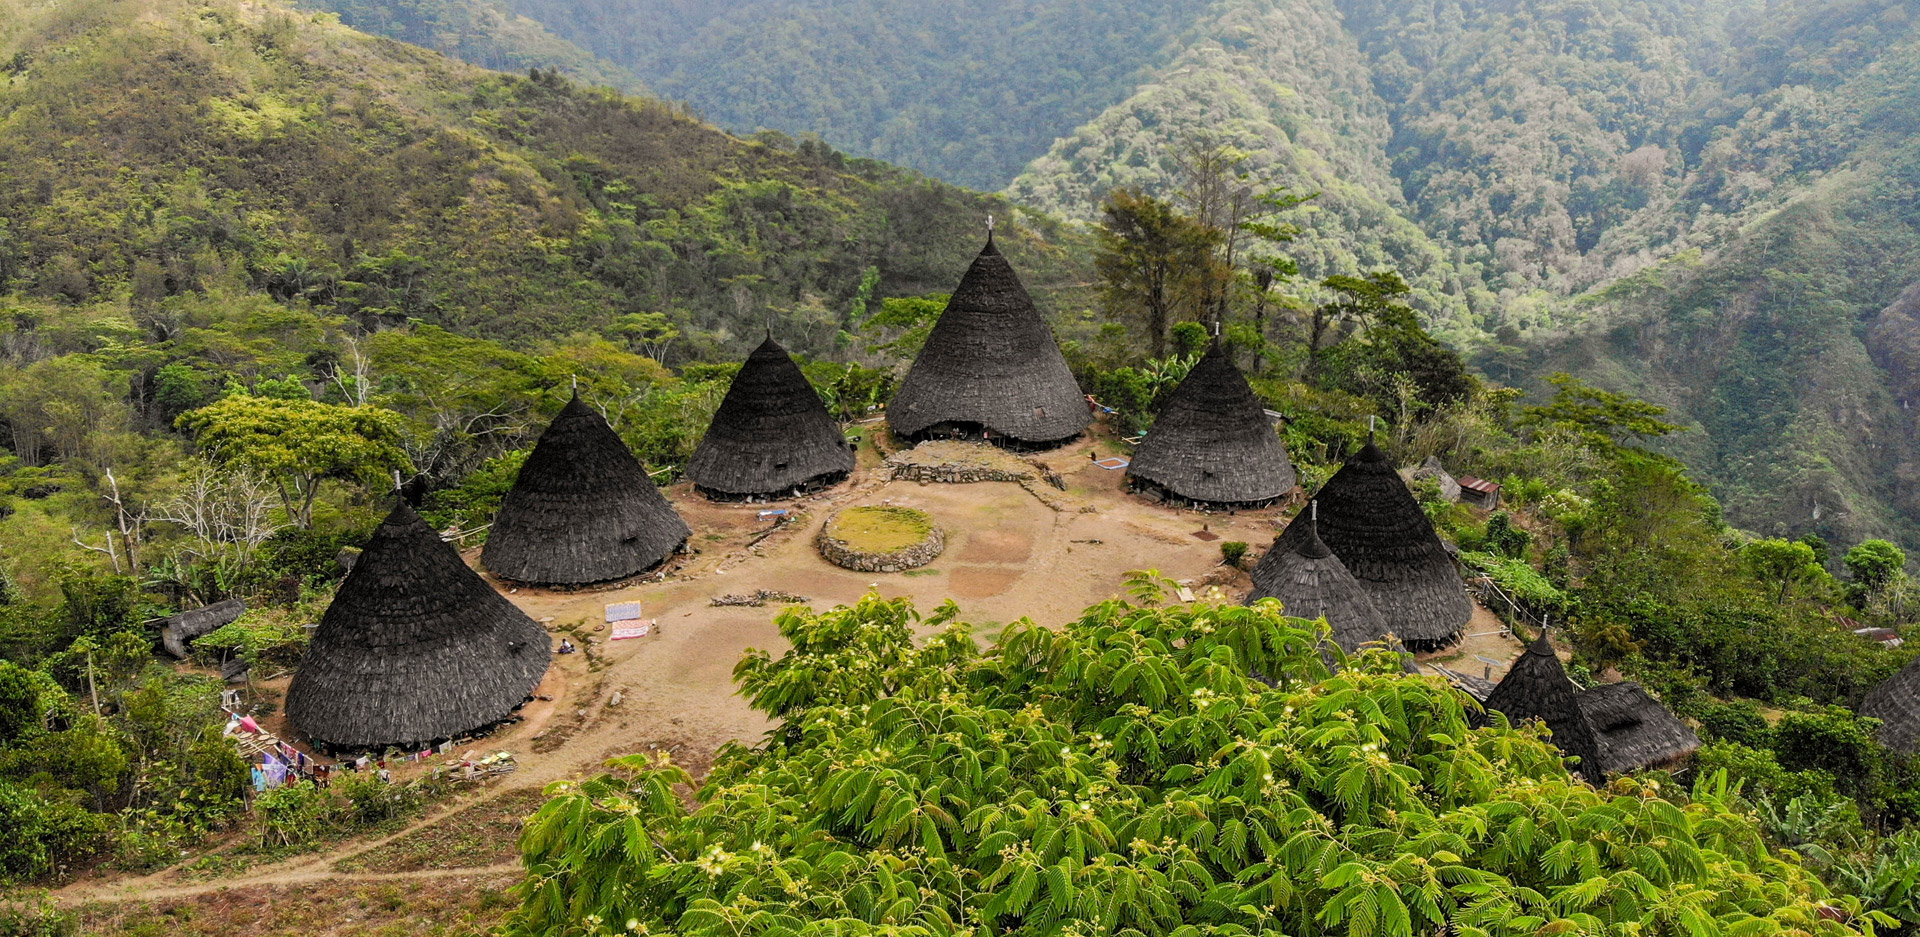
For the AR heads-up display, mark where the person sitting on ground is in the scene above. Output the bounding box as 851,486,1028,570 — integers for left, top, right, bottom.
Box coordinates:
558,639,576,654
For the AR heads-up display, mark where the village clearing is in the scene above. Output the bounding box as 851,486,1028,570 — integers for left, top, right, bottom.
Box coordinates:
56,425,1524,932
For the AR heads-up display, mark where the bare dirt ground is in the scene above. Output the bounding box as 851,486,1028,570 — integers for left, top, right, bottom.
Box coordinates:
58,419,1519,930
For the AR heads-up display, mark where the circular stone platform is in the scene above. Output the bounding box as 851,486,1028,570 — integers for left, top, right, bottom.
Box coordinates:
817,506,945,572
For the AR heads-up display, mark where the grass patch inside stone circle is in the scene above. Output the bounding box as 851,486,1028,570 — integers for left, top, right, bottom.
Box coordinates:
827,506,935,553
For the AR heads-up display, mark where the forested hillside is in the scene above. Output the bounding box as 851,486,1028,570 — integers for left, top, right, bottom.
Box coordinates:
0,0,1089,354
483,0,1202,192
389,0,1920,544
295,0,651,92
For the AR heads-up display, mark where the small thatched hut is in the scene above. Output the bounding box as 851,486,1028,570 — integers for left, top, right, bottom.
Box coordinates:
684,336,855,500
1246,507,1388,654
482,393,691,585
1485,632,1699,780
1127,342,1296,507
160,598,246,659
1861,656,1920,752
287,503,550,750
1409,456,1461,502
888,233,1089,449
1264,441,1470,650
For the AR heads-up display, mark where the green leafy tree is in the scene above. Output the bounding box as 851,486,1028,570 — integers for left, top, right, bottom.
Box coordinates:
1311,271,1473,416
1742,538,1826,605
1522,374,1682,452
175,396,410,529
1844,540,1907,599
1095,188,1223,357
859,294,947,360
0,662,41,746
508,592,1868,937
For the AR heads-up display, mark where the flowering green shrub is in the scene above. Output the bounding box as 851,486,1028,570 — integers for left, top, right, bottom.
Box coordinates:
510,592,1870,936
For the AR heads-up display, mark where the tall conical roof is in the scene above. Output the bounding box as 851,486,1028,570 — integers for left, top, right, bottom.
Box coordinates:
482,394,691,584
684,336,854,498
288,503,550,749
1483,631,1601,777
1127,343,1296,505
1268,441,1469,648
1485,632,1699,780
1247,513,1389,653
888,235,1090,445
1863,656,1920,752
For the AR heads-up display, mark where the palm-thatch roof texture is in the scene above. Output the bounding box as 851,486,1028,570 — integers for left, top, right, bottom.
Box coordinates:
1127,343,1296,506
1265,441,1469,649
1246,512,1388,654
1483,632,1602,776
161,598,246,659
1578,682,1701,776
482,393,691,584
1484,632,1700,780
888,234,1089,447
288,503,550,750
684,336,854,499
1862,656,1920,752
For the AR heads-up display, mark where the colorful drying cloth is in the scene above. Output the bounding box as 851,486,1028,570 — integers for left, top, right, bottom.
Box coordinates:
611,619,654,640
605,601,643,623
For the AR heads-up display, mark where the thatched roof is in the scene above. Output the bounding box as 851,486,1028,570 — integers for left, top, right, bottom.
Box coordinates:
1267,442,1469,649
1247,513,1388,654
1127,343,1296,506
482,394,691,585
888,235,1089,446
288,503,550,750
1484,631,1602,777
684,336,854,499
1409,456,1461,502
161,598,246,659
1862,655,1920,752
1484,632,1699,780
1580,682,1701,776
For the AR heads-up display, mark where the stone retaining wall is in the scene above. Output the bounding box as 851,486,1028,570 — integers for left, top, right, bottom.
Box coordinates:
817,525,946,572
890,463,1032,484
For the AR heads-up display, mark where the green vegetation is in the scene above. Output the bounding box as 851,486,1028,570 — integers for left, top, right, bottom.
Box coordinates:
1,0,1918,924
365,0,1920,545
478,0,1199,191
825,506,935,555
510,590,1873,936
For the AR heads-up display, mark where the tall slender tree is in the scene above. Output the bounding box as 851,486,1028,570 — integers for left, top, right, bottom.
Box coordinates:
1094,188,1221,357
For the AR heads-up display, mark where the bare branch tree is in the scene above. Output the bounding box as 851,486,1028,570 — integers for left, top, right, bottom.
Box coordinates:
72,468,147,574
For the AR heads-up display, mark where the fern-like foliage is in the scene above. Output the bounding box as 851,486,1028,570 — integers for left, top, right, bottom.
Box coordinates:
508,593,1876,937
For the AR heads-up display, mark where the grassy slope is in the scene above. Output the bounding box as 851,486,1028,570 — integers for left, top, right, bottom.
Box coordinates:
0,0,1094,354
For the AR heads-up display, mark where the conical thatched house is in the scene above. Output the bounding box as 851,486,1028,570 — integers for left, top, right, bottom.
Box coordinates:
1246,508,1388,654
288,504,550,750
482,393,691,585
888,234,1089,449
1861,656,1920,752
1127,343,1296,507
1485,632,1700,781
1263,441,1470,650
684,336,855,500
